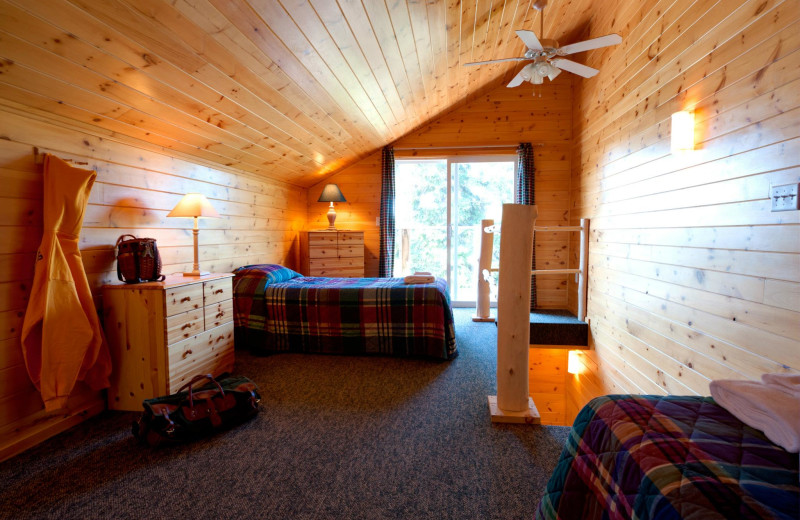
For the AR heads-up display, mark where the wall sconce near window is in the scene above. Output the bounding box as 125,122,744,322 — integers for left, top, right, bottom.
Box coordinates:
318,183,347,230
167,193,220,276
670,110,694,154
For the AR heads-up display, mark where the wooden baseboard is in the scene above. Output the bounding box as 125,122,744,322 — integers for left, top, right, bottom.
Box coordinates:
0,398,106,463
488,395,541,424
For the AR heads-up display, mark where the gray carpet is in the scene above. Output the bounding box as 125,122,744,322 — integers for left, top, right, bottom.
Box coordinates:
0,309,569,520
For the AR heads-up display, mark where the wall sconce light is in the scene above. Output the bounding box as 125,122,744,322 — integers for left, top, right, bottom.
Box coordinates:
567,350,582,375
318,183,347,230
670,111,694,154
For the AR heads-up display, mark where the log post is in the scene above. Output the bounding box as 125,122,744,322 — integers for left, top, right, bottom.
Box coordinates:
473,219,495,322
489,204,540,423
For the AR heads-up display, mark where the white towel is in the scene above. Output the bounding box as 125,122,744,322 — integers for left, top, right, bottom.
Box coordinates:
403,275,435,284
710,374,800,453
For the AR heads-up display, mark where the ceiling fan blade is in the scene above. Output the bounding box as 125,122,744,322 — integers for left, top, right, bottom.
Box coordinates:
515,30,543,51
558,34,622,55
507,64,535,87
463,57,529,66
551,59,599,78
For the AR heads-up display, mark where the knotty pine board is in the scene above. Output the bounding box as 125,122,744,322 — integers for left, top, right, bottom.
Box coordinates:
0,106,306,460
566,0,800,415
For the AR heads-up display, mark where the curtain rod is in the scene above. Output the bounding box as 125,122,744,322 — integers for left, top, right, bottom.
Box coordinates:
392,143,544,151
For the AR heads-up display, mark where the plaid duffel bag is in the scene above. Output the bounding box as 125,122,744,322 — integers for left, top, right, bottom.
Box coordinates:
132,374,261,447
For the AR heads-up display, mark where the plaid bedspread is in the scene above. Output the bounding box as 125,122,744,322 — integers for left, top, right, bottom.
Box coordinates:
233,266,457,360
536,395,799,520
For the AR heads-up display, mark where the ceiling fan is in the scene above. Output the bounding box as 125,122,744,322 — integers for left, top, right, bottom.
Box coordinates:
464,1,621,86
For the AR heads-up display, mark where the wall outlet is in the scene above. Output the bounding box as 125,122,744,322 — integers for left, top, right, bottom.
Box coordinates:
770,183,800,212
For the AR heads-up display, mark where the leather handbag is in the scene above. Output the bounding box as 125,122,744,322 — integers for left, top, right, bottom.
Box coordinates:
132,374,261,447
116,234,166,284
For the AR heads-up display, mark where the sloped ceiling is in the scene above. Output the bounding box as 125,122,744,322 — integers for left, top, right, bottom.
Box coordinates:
0,0,597,187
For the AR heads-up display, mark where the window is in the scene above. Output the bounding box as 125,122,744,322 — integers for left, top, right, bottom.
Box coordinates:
394,156,516,305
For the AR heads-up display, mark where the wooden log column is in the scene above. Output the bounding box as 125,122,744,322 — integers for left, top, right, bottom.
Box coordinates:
489,204,540,423
473,218,495,322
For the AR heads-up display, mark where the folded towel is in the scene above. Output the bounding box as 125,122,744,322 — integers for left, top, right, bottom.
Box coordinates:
762,372,800,390
710,376,800,453
404,275,435,284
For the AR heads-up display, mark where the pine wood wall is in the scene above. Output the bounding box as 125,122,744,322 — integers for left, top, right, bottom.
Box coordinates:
307,77,574,309
565,0,800,419
0,106,306,459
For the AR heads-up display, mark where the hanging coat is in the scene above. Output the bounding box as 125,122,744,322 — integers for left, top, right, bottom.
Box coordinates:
21,154,111,412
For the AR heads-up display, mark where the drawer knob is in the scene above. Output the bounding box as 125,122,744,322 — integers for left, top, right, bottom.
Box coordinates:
180,297,191,303
216,312,224,319
214,289,224,295
181,323,192,330
182,349,193,358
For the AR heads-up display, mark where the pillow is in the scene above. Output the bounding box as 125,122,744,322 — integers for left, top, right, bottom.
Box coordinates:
232,264,303,303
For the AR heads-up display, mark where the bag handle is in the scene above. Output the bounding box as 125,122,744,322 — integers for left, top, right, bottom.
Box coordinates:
177,374,225,409
115,234,138,247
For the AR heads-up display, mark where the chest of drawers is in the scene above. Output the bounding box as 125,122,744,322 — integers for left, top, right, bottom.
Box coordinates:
302,230,364,277
102,273,235,411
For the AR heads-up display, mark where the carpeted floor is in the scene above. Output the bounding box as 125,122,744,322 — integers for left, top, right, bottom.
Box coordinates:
0,309,570,520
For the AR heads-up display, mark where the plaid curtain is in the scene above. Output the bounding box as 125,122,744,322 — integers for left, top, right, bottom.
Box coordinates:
379,146,395,277
515,143,537,309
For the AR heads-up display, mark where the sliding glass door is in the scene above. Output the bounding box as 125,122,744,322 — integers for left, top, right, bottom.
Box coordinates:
394,156,516,305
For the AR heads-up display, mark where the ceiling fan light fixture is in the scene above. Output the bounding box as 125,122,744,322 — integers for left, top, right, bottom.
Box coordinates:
547,67,561,81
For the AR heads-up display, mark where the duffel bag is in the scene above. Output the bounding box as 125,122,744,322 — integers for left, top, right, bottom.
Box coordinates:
132,374,260,447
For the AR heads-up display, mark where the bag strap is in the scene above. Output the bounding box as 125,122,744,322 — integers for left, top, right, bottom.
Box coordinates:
115,234,138,247
177,374,225,409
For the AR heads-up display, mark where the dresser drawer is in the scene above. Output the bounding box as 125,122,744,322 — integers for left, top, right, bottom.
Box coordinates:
308,245,337,258
338,232,363,245
204,278,232,306
204,299,233,330
165,283,203,316
308,233,337,247
165,308,204,344
167,322,234,391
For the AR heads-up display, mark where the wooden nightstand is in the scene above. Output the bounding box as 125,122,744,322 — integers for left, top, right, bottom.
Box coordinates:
301,230,364,277
102,273,235,411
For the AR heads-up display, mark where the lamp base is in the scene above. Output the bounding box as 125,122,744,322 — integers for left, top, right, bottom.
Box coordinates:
182,270,210,277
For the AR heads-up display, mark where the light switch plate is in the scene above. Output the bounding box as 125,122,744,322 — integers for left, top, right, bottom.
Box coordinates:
770,183,799,212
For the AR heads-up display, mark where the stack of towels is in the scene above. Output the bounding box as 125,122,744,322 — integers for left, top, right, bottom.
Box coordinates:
403,271,435,284
710,373,800,453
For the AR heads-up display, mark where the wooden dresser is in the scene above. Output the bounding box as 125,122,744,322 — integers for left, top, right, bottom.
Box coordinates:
102,273,235,411
301,230,364,277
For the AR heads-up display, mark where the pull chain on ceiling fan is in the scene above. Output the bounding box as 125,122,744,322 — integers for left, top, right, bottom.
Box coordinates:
464,0,622,87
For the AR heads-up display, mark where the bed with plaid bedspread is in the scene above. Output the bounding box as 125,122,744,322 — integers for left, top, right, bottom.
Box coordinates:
536,395,799,520
232,264,457,360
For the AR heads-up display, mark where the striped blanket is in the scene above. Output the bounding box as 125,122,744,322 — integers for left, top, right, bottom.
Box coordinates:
233,264,457,360
536,395,799,520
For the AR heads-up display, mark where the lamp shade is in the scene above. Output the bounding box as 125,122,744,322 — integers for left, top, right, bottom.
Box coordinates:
167,193,220,218
317,184,346,203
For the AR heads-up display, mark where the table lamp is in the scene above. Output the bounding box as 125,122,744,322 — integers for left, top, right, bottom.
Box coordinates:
318,184,346,230
167,193,220,276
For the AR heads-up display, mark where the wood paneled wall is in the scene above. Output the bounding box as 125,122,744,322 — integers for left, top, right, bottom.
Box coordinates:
566,0,800,419
307,77,574,309
0,105,306,459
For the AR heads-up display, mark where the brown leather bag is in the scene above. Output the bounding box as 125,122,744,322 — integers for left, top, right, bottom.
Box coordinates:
116,234,165,283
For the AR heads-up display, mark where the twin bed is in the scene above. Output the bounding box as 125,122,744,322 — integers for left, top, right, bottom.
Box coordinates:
232,264,457,360
536,394,799,519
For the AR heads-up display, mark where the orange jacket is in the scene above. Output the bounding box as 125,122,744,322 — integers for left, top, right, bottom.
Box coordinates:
21,155,111,412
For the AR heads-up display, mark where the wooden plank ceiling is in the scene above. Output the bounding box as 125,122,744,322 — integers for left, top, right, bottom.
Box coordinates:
0,0,595,187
